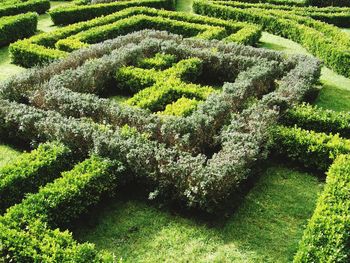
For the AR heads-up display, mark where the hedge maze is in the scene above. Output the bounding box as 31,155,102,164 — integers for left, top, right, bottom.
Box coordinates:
0,0,51,46
0,0,350,261
0,30,322,261
194,0,350,77
10,7,261,67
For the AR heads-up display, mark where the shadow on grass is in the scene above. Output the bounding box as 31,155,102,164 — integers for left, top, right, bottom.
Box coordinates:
72,164,323,263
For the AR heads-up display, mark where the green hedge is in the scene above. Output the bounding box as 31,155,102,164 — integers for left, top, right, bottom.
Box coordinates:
272,125,350,171
0,141,72,214
0,156,124,261
294,154,350,262
115,57,215,112
0,0,49,18
305,0,350,7
0,12,38,46
283,103,350,138
160,97,201,116
10,7,261,67
213,0,350,27
193,0,350,78
50,0,174,25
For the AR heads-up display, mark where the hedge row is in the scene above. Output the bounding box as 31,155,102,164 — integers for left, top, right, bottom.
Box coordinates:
49,0,174,25
229,0,350,7
0,12,38,47
0,34,320,212
4,31,320,154
272,125,350,171
283,103,350,138
193,0,350,77
116,57,214,113
0,0,49,18
0,141,72,214
213,0,350,26
0,156,124,262
10,7,261,67
294,154,350,263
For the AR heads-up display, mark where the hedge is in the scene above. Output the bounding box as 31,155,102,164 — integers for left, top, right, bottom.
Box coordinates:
0,156,124,262
226,0,350,7
160,97,201,117
272,125,350,171
10,7,261,67
116,56,214,112
0,141,72,214
283,103,350,138
294,154,350,263
4,31,320,152
49,0,174,25
212,0,350,27
0,0,49,18
0,12,38,47
193,0,350,78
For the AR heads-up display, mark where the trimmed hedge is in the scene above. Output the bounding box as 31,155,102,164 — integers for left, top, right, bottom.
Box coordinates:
4,31,320,153
0,0,49,18
116,56,214,112
193,0,350,77
272,125,350,171
283,103,350,138
294,154,350,263
10,7,261,67
160,97,201,117
0,12,38,46
0,155,124,262
49,0,175,25
212,0,350,27
0,141,72,214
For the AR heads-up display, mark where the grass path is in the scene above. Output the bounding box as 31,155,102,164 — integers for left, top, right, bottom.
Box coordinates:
259,33,350,111
0,144,21,168
75,165,323,263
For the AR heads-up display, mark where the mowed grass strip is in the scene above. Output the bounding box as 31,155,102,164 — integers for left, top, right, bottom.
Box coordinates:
259,32,350,112
74,165,323,263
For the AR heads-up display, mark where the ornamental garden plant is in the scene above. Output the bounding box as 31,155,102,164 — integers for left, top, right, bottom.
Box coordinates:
0,0,349,261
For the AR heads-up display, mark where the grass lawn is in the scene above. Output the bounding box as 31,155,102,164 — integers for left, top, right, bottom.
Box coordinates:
74,165,323,263
259,32,350,112
0,143,21,168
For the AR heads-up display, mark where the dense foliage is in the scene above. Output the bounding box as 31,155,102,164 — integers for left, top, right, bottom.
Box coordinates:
193,0,350,77
0,12,38,46
0,141,72,213
0,156,124,262
10,7,261,67
294,154,350,262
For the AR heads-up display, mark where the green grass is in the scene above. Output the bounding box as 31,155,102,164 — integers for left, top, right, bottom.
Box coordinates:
74,165,323,263
176,0,193,12
259,32,350,112
0,143,21,168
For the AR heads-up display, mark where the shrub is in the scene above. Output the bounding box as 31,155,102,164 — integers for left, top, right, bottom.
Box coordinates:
49,0,175,25
193,0,350,77
271,125,350,171
0,12,38,46
0,0,49,18
294,154,350,263
10,7,261,67
212,0,350,27
0,155,124,262
160,97,201,116
0,141,72,214
283,103,350,138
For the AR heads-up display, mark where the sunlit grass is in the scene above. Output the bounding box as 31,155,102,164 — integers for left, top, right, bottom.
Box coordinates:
0,143,21,168
75,165,323,263
260,32,350,112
